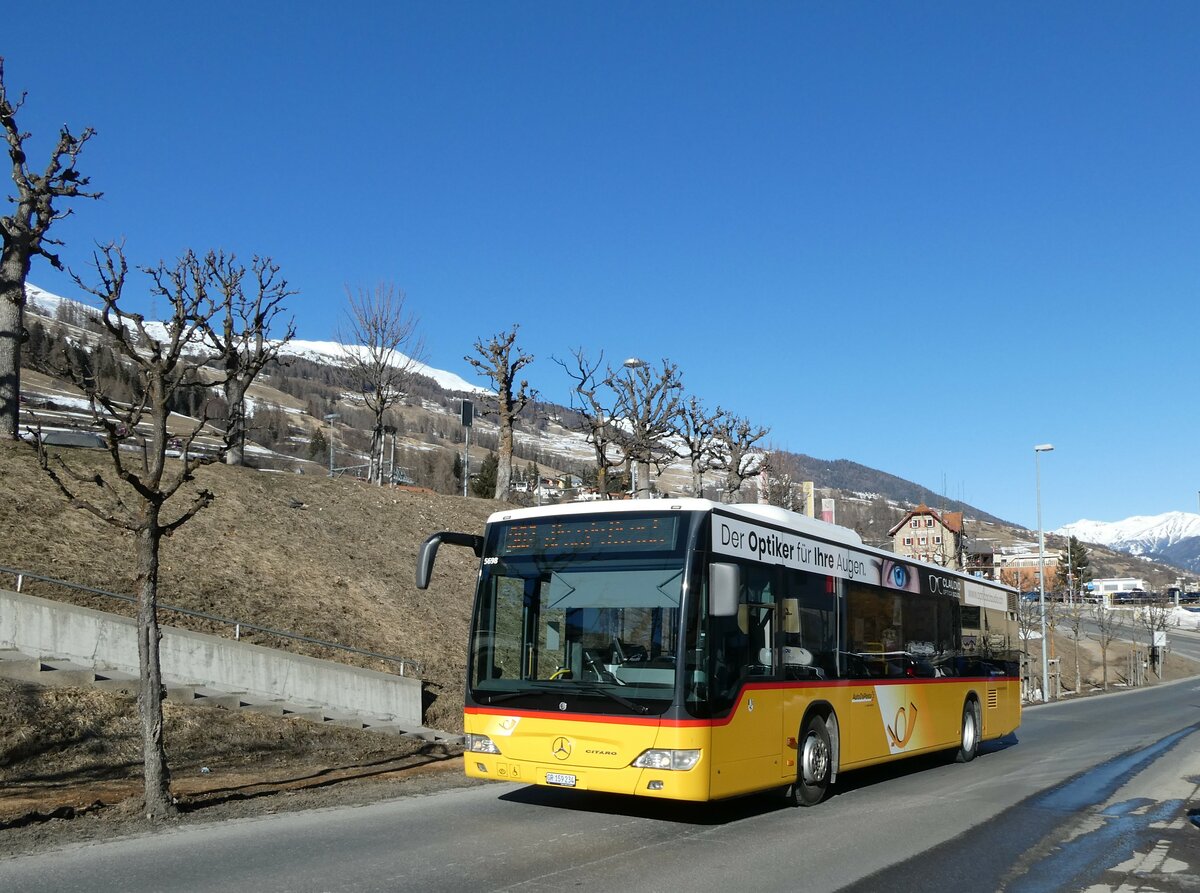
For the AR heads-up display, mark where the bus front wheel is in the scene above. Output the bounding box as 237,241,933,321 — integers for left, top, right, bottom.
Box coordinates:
787,715,831,807
954,699,980,763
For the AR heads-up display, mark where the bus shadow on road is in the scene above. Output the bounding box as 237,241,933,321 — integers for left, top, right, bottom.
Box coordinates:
828,733,1021,800
497,735,1022,823
497,785,794,825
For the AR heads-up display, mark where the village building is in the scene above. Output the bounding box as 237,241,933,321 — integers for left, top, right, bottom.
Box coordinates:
993,548,1063,592
888,504,966,570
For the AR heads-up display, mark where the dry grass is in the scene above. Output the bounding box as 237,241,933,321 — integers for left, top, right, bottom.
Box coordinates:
0,679,411,784
0,677,462,830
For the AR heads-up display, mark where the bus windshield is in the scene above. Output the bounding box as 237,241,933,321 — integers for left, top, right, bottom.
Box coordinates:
468,513,689,713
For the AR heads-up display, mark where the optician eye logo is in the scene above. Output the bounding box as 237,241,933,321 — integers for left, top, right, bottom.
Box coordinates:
551,737,572,760
879,558,921,593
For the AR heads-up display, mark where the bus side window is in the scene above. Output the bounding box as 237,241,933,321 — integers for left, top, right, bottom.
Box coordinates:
743,565,775,676
710,562,775,695
783,570,838,679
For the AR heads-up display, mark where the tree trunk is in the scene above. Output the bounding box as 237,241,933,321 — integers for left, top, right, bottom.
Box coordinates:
223,376,247,466
1073,640,1081,694
0,263,27,441
636,458,651,497
369,409,385,485
494,411,514,499
135,516,176,818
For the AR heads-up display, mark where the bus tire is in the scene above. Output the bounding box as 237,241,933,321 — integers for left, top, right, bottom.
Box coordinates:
787,714,832,807
954,699,980,764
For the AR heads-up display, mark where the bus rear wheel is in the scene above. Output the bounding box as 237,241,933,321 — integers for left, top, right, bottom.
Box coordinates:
787,715,831,807
954,699,980,763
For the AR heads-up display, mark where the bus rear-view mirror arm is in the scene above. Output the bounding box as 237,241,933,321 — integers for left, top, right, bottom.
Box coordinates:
416,531,484,590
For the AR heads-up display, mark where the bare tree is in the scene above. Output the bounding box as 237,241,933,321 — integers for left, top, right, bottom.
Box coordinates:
711,413,770,502
674,395,724,497
1014,595,1040,697
1088,602,1127,691
1,58,100,439
467,325,535,499
1058,597,1087,695
198,252,296,466
338,283,424,485
607,358,683,497
1044,598,1060,698
1134,594,1177,677
555,347,624,497
32,243,237,818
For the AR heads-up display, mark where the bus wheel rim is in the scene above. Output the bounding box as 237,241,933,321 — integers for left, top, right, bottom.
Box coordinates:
964,708,978,752
802,733,829,784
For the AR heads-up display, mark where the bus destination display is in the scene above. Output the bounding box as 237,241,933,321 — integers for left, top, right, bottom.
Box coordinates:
499,516,679,556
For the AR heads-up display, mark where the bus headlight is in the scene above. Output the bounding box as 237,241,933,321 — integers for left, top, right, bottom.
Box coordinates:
632,749,701,771
465,734,502,755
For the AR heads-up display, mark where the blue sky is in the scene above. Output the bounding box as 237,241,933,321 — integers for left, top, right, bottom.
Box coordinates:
6,2,1199,530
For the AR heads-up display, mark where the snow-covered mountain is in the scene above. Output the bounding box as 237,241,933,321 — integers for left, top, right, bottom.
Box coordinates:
24,284,486,395
1056,512,1200,573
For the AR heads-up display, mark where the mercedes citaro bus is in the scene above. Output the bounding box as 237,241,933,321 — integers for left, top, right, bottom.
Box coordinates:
417,498,1020,806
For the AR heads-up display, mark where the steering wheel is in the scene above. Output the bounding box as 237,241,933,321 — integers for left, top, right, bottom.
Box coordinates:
611,637,626,663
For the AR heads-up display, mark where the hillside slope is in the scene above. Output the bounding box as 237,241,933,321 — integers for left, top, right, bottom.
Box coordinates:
0,441,498,733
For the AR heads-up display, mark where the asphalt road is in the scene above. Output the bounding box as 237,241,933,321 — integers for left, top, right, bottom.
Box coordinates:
2,679,1198,893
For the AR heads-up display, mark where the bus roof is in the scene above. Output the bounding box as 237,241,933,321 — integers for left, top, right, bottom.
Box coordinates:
484,498,1015,594
486,498,862,545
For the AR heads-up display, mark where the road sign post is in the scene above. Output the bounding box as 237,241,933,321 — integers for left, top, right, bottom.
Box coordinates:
461,400,473,497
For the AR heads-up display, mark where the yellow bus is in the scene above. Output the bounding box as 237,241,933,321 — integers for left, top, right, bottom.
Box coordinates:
417,499,1020,806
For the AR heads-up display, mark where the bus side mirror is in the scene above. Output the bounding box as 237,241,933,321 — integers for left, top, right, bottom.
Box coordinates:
709,562,740,617
416,531,484,590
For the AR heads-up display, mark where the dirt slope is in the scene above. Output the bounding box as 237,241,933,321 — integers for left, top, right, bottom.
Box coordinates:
0,440,498,732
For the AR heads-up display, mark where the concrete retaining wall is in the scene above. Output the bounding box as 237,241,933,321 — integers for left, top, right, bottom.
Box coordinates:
0,588,422,725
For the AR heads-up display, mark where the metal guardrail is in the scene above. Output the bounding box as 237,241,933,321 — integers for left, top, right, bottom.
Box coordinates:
0,565,422,677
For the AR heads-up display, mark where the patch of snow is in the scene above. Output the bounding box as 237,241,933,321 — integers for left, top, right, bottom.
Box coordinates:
281,339,488,396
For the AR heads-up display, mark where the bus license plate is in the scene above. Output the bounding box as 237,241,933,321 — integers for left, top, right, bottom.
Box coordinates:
546,772,577,787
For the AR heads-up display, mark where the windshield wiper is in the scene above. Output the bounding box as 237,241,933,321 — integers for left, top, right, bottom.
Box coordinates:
481,683,562,705
480,682,649,714
572,684,650,715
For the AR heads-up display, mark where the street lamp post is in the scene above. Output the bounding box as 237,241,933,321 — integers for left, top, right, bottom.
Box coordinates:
324,413,340,478
1035,443,1054,701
